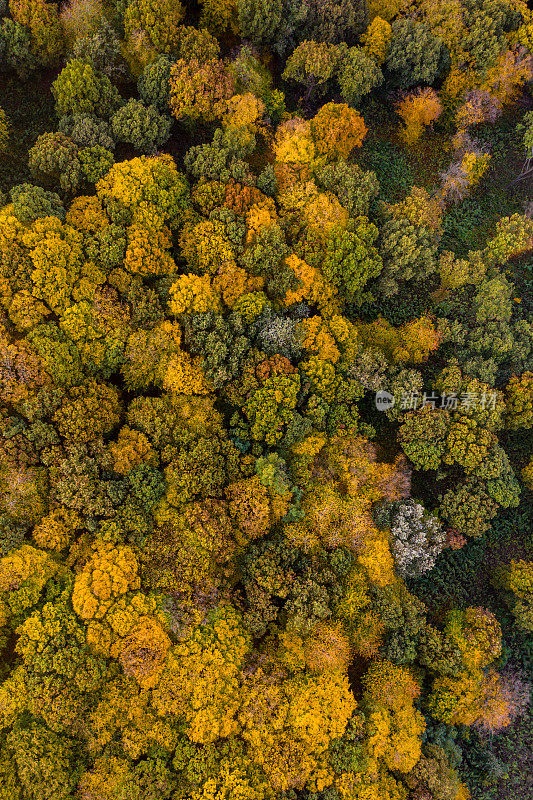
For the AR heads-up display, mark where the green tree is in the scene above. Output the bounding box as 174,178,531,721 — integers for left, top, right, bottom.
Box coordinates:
338,46,383,106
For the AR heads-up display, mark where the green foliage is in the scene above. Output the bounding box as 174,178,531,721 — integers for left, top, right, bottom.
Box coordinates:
237,0,282,44
10,183,65,224
52,58,121,119
78,145,114,183
338,46,383,106
58,113,114,150
0,19,37,78
138,55,172,113
70,16,125,82
28,132,81,194
0,9,530,800
111,99,172,154
321,216,382,305
385,18,450,89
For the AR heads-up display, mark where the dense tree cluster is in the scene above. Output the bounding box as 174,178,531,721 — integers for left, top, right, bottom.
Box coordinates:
0,0,531,798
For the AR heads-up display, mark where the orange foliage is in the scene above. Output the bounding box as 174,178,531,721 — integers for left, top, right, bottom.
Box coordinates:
396,88,442,145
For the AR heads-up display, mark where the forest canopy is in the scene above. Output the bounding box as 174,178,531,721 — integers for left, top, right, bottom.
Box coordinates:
0,0,532,799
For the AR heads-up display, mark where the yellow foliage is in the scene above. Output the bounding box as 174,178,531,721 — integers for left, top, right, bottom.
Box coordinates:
8,290,48,332
32,507,81,550
0,545,58,613
0,665,28,729
163,351,211,395
72,540,140,620
311,102,367,160
199,0,238,36
429,668,514,732
96,154,186,229
304,191,349,234
10,0,64,66
245,201,277,244
440,66,473,110
222,92,265,128
124,223,176,276
361,16,392,63
363,660,421,710
239,667,356,791
86,591,156,656
357,530,396,587
212,262,264,308
335,761,408,800
299,316,341,363
117,615,171,688
179,218,235,275
301,355,338,402
24,216,85,313
152,605,250,742
169,273,221,314
274,118,314,164
357,315,441,365
283,253,340,315
303,621,352,672
87,676,179,757
389,186,443,232
363,661,425,773
396,88,442,146
446,607,502,670
481,47,533,106
108,426,156,474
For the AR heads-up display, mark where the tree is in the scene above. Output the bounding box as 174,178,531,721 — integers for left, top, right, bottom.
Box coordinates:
396,87,442,146
123,0,185,57
311,102,367,160
0,18,38,78
70,15,125,81
0,107,8,154
428,668,516,732
362,15,392,63
320,217,382,306
282,40,345,101
438,480,498,539
338,45,383,106
53,379,122,443
385,18,449,89
399,407,451,471
439,149,491,205
378,214,438,297
137,55,172,113
111,99,172,154
58,113,114,149
378,499,447,578
72,539,140,620
96,154,189,228
496,559,533,632
169,274,221,315
6,723,81,800
59,0,104,45
28,132,81,194
169,58,235,125
10,0,64,67
51,58,121,118
152,605,250,743
199,0,239,37
10,183,65,224
237,0,282,44
300,0,367,45
78,144,114,184
504,371,533,429
0,544,57,616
